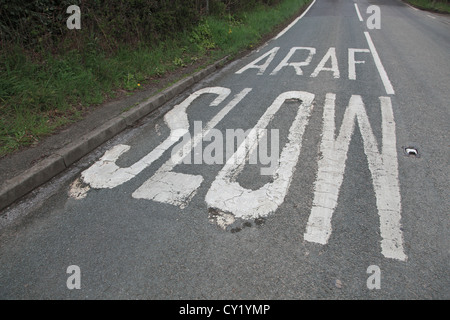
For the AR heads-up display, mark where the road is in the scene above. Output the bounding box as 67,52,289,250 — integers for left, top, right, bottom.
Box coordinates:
1,0,449,299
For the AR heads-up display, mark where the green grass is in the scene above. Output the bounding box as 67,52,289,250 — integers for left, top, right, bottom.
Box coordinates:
404,0,450,13
208,0,311,58
0,0,311,157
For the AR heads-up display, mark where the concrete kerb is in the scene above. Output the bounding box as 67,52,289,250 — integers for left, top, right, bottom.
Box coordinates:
0,57,228,212
0,154,66,212
56,116,128,167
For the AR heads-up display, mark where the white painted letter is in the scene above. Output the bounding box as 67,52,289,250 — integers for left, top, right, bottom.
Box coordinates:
205,91,315,219
236,47,280,75
132,89,252,208
79,87,231,190
270,47,316,76
304,94,406,261
311,47,340,78
348,48,370,80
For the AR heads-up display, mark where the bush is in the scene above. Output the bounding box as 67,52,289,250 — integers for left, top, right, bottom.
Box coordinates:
0,0,200,51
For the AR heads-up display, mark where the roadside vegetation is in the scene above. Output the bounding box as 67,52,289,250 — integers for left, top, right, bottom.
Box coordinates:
0,0,310,157
404,0,450,13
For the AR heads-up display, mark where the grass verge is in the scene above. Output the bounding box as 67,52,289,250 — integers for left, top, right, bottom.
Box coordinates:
403,0,450,13
0,0,311,157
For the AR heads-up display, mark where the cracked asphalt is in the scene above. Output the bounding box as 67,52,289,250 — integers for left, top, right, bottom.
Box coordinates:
0,0,449,300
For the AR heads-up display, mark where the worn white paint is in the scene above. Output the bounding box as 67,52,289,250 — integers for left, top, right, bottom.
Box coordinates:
68,177,90,199
209,210,236,230
364,32,395,95
304,93,406,261
205,91,315,219
270,47,316,76
78,87,231,190
274,0,317,39
354,3,363,22
235,47,280,75
348,48,370,80
132,89,252,207
236,46,383,81
311,47,340,78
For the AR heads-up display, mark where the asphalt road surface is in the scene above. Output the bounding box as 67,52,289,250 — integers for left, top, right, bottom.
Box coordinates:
1,0,449,299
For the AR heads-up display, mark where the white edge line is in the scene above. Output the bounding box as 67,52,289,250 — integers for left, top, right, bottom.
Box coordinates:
354,3,364,22
426,14,437,19
404,2,420,11
275,0,317,39
364,31,395,95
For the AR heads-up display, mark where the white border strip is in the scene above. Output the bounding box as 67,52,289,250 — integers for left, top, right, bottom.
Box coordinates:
275,0,317,39
364,31,395,95
354,3,364,22
404,2,420,11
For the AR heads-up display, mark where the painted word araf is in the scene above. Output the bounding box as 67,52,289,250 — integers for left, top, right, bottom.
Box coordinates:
236,46,372,81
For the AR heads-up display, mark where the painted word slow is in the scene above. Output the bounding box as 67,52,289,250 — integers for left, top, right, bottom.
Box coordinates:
71,86,406,261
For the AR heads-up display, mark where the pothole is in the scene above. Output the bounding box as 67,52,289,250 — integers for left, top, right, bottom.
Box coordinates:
208,207,266,233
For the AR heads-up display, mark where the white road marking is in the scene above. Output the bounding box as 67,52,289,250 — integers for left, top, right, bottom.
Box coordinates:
354,3,364,22
304,93,407,261
364,32,395,95
348,48,370,80
132,89,252,207
237,46,386,82
78,87,231,190
68,178,90,199
404,3,420,11
310,47,340,78
274,0,317,39
236,47,280,75
270,47,316,76
427,14,436,19
209,211,236,230
205,91,315,219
